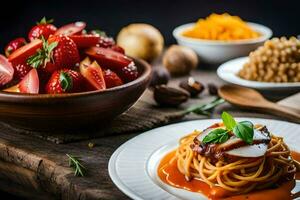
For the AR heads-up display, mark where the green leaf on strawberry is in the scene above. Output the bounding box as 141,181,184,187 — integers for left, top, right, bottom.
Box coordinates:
27,37,58,68
60,71,73,92
37,17,54,25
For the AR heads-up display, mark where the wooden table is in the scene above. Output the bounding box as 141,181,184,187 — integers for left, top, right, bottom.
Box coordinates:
0,70,287,200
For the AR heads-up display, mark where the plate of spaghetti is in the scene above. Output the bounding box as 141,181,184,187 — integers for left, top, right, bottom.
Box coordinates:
109,113,300,200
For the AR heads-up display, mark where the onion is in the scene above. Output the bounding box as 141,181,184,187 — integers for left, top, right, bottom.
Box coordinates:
163,45,198,76
117,23,164,62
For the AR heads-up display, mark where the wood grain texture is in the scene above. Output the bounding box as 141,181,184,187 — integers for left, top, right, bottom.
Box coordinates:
0,70,293,200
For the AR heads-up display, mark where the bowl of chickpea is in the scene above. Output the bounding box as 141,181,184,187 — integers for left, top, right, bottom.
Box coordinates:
217,37,300,96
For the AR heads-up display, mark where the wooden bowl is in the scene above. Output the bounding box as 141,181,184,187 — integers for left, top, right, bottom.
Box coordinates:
0,58,151,131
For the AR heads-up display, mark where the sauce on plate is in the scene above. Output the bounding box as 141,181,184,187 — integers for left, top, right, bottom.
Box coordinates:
158,151,300,200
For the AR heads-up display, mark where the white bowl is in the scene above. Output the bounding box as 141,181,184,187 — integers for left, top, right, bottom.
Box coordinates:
173,22,272,64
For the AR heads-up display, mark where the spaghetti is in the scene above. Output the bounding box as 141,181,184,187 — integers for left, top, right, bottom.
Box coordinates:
169,126,297,196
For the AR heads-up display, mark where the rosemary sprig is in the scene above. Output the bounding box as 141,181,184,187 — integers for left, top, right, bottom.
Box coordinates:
66,154,86,177
185,98,225,116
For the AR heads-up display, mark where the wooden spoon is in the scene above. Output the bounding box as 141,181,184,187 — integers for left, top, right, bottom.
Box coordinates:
218,85,300,123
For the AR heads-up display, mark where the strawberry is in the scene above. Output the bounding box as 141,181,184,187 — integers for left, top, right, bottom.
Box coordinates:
90,30,115,48
18,68,39,94
98,36,115,48
4,38,27,57
84,47,138,82
14,63,31,80
28,17,57,41
27,35,80,73
0,55,14,86
69,34,100,48
119,62,139,82
8,39,42,66
110,45,125,54
103,69,123,88
55,22,86,36
45,69,85,94
79,57,106,90
90,30,124,54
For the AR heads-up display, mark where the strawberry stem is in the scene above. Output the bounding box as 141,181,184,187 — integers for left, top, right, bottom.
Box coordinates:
27,36,58,69
60,72,73,92
37,17,54,25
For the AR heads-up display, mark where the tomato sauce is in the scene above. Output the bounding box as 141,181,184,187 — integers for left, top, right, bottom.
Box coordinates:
158,151,300,200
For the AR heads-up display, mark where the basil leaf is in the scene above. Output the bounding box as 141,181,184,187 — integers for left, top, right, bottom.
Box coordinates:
202,129,229,144
218,132,230,143
221,111,237,130
233,121,254,144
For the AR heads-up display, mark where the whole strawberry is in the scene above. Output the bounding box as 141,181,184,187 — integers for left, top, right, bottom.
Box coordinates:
4,38,27,57
28,17,57,41
103,69,123,88
46,69,84,94
27,35,80,73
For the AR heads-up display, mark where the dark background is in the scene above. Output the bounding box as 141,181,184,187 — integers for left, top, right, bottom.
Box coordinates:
1,0,299,199
0,0,300,50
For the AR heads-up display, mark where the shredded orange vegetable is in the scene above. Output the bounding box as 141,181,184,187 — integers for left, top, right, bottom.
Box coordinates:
182,13,260,41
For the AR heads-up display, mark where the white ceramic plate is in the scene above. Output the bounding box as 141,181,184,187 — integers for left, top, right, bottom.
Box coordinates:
217,57,300,91
108,118,300,200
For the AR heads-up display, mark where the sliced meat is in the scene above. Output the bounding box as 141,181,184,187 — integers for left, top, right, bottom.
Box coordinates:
225,143,268,158
192,125,271,162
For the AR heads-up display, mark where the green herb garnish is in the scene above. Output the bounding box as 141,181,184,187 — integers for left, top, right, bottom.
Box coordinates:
233,121,254,144
202,128,230,144
221,111,237,130
185,98,225,116
66,154,86,177
202,111,254,145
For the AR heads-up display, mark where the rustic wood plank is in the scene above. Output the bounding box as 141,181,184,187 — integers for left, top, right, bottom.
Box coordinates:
0,126,133,199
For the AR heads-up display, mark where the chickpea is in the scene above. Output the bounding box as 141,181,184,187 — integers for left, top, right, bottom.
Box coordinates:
239,37,300,83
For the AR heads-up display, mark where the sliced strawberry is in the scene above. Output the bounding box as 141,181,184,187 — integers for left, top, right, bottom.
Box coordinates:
103,69,123,88
18,68,39,94
69,34,100,48
84,47,138,82
45,69,85,94
84,47,132,69
4,38,27,57
98,36,115,48
14,63,31,80
55,22,86,36
80,58,106,90
8,39,42,65
0,55,14,86
28,17,57,41
89,30,115,48
110,45,125,54
3,84,20,93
